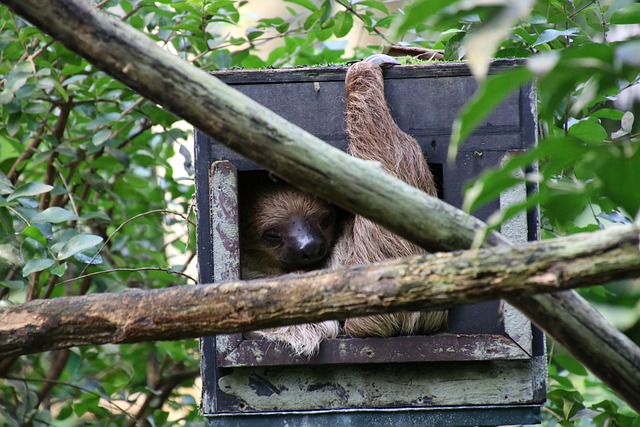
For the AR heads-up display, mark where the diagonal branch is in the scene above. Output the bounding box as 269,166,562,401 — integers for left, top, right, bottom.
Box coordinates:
1,224,639,359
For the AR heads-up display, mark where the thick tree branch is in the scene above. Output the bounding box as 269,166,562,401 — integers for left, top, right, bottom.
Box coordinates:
1,0,639,410
1,225,640,358
0,0,502,253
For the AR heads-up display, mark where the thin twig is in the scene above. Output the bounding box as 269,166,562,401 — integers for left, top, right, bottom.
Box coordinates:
4,376,144,427
76,209,196,280
334,0,393,45
568,1,595,19
58,267,197,285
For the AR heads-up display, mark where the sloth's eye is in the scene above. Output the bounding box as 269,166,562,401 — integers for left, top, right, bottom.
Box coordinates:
320,211,335,229
262,230,282,246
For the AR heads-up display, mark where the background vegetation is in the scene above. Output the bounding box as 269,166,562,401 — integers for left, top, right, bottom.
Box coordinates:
0,0,639,425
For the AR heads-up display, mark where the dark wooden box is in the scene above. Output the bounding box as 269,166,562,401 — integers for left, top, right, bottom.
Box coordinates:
195,60,546,427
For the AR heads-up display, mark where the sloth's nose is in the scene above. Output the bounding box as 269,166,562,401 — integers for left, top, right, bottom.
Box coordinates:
283,217,328,267
298,238,327,264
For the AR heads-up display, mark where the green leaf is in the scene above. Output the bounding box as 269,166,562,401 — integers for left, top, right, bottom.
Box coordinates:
7,182,54,202
276,22,290,34
0,207,15,234
319,1,332,25
304,9,322,30
32,207,80,223
464,0,536,78
0,89,13,105
245,27,264,41
51,262,68,277
357,1,389,14
464,136,588,214
396,0,459,35
585,8,606,32
0,173,14,196
450,67,533,162
20,225,48,245
56,404,73,421
91,129,111,146
567,118,607,144
554,354,589,376
610,3,640,24
22,258,55,276
57,234,103,260
266,46,289,66
593,143,640,216
316,25,334,41
241,55,266,69
463,162,529,214
0,280,25,290
284,0,317,11
513,27,536,45
591,108,625,120
24,101,49,114
4,62,32,92
333,11,354,38
7,113,21,137
14,84,36,100
532,28,579,47
74,252,103,265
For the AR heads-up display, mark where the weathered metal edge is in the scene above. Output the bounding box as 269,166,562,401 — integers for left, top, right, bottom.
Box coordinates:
206,404,542,426
195,128,218,414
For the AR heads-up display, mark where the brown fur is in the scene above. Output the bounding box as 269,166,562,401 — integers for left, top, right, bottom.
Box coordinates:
330,60,447,337
240,182,336,279
238,58,446,356
240,180,341,357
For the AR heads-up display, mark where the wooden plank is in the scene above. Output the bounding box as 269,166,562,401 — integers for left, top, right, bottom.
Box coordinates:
204,74,527,173
211,161,240,282
208,59,525,85
219,334,531,367
201,161,242,414
499,151,534,356
216,334,243,366
214,360,537,412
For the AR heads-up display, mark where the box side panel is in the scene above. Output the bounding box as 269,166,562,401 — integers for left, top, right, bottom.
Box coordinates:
214,361,536,413
196,63,545,419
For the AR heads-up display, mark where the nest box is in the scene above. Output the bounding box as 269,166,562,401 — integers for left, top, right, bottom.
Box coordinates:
194,59,546,427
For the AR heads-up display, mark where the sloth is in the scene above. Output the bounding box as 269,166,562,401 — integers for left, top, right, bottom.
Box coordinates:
240,180,338,281
239,178,343,356
239,54,447,356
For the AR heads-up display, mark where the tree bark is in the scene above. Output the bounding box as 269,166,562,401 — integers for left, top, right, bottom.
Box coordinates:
1,225,639,355
1,0,639,411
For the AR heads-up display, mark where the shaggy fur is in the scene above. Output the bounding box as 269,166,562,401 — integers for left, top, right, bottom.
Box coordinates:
238,56,447,356
240,181,341,357
332,57,447,337
240,183,337,279
246,322,341,357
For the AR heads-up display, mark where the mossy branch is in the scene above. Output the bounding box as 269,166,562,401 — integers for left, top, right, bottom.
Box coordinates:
1,224,639,360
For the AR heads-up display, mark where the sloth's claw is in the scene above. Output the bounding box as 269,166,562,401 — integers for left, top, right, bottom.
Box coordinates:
363,54,400,67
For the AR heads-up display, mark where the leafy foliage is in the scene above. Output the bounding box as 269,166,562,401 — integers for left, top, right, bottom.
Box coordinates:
0,0,638,425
